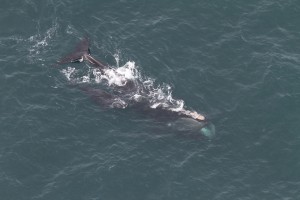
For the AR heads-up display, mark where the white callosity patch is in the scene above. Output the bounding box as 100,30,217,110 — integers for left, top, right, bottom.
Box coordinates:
180,110,205,121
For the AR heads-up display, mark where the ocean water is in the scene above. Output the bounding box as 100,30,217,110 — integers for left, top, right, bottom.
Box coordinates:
1,0,300,199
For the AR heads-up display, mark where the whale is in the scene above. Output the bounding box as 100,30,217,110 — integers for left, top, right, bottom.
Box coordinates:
57,38,215,138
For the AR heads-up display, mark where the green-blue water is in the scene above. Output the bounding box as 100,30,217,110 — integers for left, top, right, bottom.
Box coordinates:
1,1,300,199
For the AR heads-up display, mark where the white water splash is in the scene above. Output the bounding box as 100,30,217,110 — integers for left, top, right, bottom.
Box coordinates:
61,67,76,81
98,61,139,86
28,22,58,55
27,22,59,63
113,50,120,67
60,55,186,112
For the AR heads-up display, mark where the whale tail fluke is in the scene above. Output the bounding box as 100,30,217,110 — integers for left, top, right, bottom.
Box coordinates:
57,37,91,64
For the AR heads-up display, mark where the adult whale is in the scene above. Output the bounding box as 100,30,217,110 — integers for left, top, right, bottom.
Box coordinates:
57,38,215,137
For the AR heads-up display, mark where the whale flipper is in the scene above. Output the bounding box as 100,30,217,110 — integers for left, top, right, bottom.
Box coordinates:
57,37,108,72
57,37,90,64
